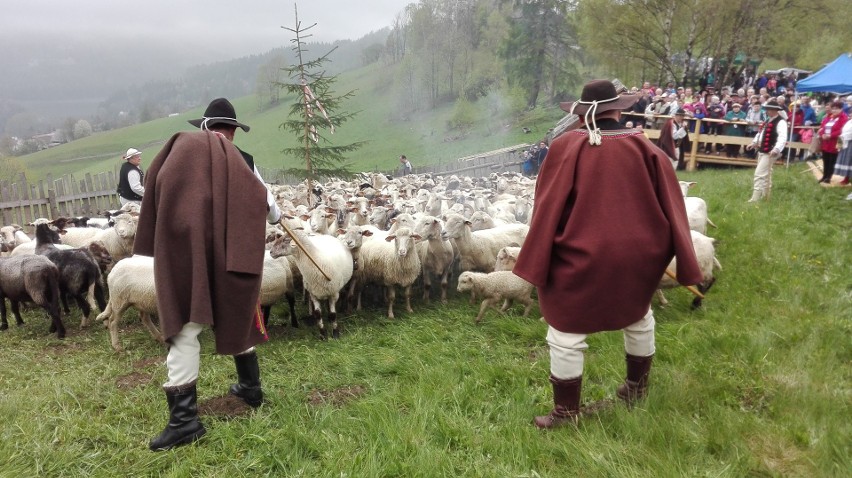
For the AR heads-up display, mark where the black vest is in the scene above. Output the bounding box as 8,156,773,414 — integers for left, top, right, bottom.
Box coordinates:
237,147,255,171
117,162,144,200
759,116,782,153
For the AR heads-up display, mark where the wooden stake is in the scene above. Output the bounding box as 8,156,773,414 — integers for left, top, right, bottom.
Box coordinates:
279,219,332,281
664,269,705,299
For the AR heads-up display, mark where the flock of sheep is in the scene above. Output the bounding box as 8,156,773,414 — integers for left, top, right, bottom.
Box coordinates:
0,171,721,350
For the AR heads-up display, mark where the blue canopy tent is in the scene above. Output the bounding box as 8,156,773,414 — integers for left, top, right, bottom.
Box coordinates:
796,53,852,94
785,53,852,165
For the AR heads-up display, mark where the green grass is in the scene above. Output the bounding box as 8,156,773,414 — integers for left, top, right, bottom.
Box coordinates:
0,165,849,477
18,62,563,181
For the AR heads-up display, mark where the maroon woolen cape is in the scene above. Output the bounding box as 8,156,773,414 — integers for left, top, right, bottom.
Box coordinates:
513,128,702,334
134,131,268,355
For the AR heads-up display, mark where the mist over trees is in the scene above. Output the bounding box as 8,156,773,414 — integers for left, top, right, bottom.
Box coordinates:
2,0,849,156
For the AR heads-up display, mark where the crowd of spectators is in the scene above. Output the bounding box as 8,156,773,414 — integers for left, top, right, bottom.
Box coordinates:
522,71,850,180
619,74,851,162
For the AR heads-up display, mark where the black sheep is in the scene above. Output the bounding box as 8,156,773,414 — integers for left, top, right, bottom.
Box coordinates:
0,255,64,338
34,223,106,327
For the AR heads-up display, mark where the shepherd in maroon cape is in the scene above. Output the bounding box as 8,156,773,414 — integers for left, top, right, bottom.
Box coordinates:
135,98,282,451
512,80,702,428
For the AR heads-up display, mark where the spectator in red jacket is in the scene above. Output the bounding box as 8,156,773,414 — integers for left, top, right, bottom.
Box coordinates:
818,101,848,184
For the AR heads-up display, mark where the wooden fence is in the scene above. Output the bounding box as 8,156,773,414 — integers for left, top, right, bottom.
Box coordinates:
0,169,122,233
624,113,812,171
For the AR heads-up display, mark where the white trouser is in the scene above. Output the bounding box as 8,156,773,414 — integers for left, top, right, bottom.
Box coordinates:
751,152,775,200
163,322,255,388
547,308,656,380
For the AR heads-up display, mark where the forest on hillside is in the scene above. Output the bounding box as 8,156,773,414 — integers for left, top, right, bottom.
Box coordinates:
2,0,850,157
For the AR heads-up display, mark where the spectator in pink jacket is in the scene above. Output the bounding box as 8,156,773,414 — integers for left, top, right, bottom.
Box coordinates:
818,101,848,184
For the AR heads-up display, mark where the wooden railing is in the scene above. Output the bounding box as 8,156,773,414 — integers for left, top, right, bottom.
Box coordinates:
625,113,812,171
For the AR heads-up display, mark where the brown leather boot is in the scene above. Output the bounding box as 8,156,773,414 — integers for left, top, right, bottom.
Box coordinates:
533,375,581,429
616,354,653,406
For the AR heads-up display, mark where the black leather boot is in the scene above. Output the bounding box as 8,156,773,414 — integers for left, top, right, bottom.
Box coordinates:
533,375,582,429
229,351,263,408
616,353,653,406
149,381,206,451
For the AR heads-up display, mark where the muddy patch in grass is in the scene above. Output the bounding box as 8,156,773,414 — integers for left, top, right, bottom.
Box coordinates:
115,371,153,390
44,341,84,356
133,356,163,370
199,395,253,418
307,385,367,407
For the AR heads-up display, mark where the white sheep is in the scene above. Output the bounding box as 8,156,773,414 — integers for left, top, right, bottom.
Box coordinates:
0,225,31,253
271,228,353,338
413,216,454,303
442,213,528,273
679,181,717,234
456,271,535,323
468,211,511,231
656,230,721,309
95,255,164,352
352,227,422,318
74,213,139,263
259,251,298,329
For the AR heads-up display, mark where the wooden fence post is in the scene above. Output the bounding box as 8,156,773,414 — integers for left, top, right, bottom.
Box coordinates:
687,119,702,172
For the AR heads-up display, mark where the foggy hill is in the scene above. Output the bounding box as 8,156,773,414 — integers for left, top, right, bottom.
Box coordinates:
0,29,389,136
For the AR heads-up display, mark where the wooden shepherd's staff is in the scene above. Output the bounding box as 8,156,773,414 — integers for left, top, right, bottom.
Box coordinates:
278,218,332,282
664,269,705,299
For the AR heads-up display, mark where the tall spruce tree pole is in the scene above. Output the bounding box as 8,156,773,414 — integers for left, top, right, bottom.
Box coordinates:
279,4,365,208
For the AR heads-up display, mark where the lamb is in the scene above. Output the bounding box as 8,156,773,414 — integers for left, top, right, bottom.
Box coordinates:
351,227,422,318
656,230,721,309
271,228,353,338
441,213,528,273
456,271,535,323
95,255,164,352
679,181,717,234
493,246,523,310
413,216,454,303
33,223,106,328
0,254,64,338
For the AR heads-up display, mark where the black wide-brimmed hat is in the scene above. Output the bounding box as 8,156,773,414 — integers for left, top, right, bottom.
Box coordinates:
560,79,640,116
188,97,251,132
762,99,783,110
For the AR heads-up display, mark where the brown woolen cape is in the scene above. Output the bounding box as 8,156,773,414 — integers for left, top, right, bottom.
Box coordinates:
133,131,268,355
513,128,703,334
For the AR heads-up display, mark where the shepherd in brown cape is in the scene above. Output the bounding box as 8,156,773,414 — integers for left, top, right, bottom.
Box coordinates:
513,80,703,428
135,98,282,451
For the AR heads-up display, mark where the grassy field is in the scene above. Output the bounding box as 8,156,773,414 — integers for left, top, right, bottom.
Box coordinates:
0,165,849,477
17,62,563,182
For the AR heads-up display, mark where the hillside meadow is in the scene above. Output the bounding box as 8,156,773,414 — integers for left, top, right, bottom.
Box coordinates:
0,164,849,477
16,62,563,182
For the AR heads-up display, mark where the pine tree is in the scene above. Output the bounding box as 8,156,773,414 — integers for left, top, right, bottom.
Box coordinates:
278,5,366,196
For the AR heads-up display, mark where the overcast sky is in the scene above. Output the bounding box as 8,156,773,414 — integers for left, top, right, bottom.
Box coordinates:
3,0,413,58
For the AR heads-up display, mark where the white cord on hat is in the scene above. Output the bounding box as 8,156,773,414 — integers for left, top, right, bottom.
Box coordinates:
200,116,238,130
569,96,620,146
